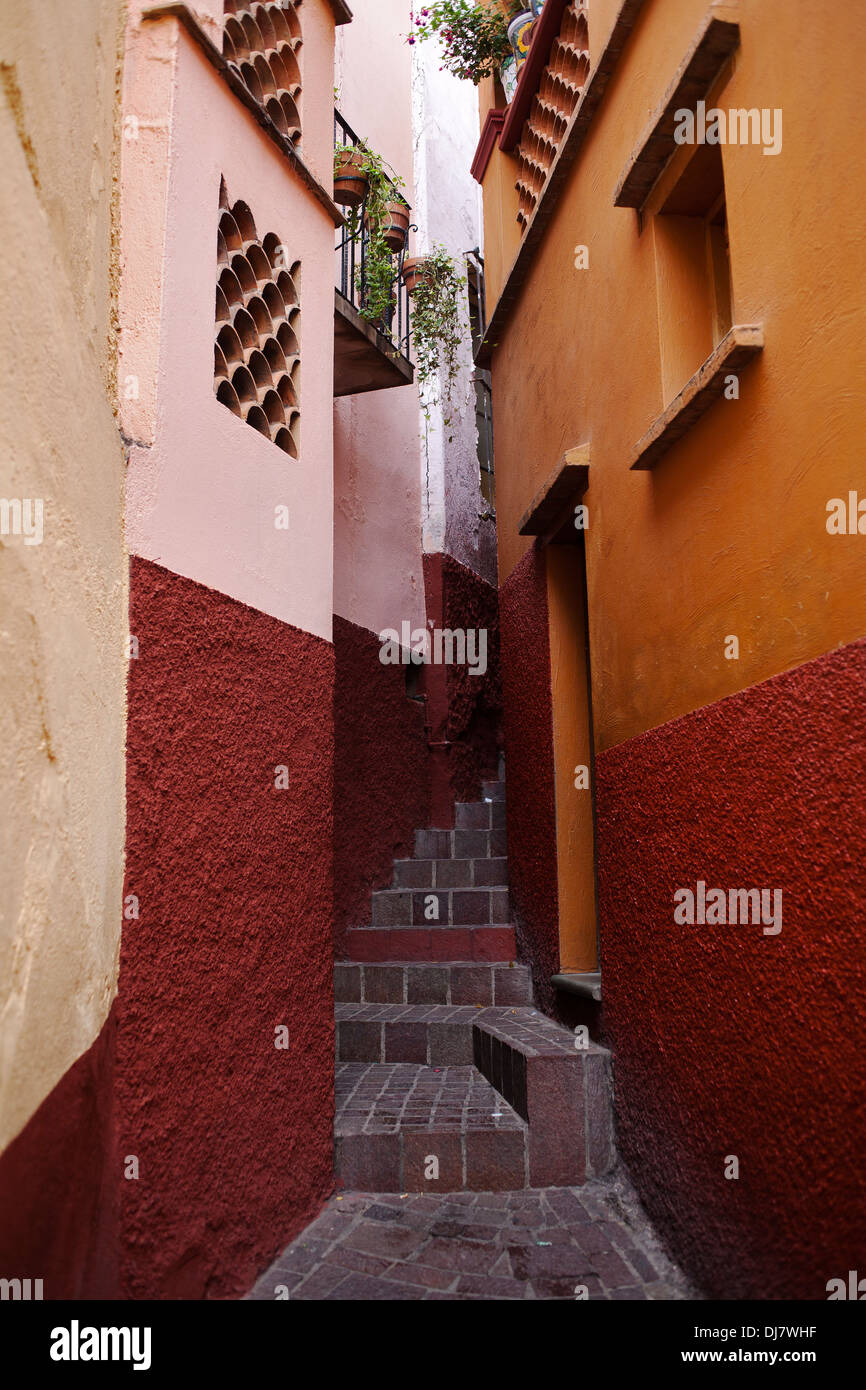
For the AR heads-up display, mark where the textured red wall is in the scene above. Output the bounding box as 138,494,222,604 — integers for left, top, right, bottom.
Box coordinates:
499,547,560,1013
596,636,866,1299
0,1005,119,1299
333,615,431,956
422,553,502,822
119,557,335,1299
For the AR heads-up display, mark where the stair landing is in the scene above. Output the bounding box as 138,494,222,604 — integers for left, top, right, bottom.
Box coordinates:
335,773,614,1193
336,1062,528,1192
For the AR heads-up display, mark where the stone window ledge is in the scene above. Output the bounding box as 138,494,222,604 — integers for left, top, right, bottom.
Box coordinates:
614,6,740,211
629,324,764,471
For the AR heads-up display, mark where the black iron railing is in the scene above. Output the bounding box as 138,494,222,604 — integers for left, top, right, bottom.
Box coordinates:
334,110,413,361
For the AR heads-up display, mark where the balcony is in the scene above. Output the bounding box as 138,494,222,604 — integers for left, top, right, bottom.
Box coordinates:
333,112,415,397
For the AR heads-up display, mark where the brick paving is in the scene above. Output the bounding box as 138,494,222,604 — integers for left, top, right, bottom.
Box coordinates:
247,1172,695,1300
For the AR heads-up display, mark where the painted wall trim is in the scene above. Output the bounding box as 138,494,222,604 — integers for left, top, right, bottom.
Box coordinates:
499,0,570,154
327,0,354,25
470,109,506,184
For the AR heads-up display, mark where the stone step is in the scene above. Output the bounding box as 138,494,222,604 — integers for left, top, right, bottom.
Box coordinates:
336,1003,524,1067
482,779,506,802
473,1009,615,1187
453,799,507,830
392,856,509,890
335,1062,529,1192
333,1004,615,1187
413,826,507,860
334,960,533,1006
371,886,510,928
345,925,516,963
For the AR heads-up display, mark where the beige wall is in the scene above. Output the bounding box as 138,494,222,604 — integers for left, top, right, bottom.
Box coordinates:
0,0,127,1148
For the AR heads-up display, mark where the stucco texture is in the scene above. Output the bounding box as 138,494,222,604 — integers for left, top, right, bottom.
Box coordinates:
334,615,431,956
596,637,866,1299
423,552,502,816
0,0,127,1153
119,558,335,1299
0,1005,119,1299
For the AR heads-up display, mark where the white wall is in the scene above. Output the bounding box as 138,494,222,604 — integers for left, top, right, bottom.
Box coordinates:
412,43,497,584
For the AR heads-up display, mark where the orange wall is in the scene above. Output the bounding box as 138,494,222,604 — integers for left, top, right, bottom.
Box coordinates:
484,0,866,753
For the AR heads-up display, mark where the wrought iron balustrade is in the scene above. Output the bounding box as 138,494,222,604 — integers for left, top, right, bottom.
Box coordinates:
334,110,413,361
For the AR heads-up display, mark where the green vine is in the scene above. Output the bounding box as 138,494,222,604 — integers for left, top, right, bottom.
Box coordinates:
335,141,407,332
410,245,467,422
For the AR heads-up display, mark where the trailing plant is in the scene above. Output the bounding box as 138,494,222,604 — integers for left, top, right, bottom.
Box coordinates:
407,1,524,84
334,141,407,331
409,244,467,419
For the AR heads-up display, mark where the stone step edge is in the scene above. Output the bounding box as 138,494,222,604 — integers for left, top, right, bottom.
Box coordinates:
334,1062,529,1191
334,960,533,1008
472,1021,616,1183
344,926,517,965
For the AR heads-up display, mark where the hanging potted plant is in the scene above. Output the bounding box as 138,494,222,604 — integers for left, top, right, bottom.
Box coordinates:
340,142,408,333
377,198,411,253
402,244,467,420
407,2,528,87
401,256,434,295
334,144,368,206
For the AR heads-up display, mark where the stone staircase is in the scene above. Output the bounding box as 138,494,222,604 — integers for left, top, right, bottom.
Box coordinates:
334,774,615,1194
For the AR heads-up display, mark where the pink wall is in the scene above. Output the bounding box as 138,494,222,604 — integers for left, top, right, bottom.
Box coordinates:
333,0,426,638
116,5,341,1298
120,12,337,641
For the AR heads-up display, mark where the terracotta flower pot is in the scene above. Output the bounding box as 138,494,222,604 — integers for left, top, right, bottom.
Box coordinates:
401,256,433,295
333,149,368,207
381,200,410,252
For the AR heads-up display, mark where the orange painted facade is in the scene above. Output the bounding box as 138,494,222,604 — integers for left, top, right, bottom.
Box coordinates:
478,0,866,971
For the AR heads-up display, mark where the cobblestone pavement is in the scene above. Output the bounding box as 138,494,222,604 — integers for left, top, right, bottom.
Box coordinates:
247,1171,696,1300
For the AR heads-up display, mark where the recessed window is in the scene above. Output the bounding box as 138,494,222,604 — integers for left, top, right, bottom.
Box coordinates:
653,142,734,402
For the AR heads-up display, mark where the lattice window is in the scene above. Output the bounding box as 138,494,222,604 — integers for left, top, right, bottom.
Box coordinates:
214,181,301,457
515,2,589,232
222,2,302,146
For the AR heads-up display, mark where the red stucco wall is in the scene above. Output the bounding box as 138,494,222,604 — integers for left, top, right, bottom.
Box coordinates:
499,547,560,1014
0,1005,119,1299
119,557,335,1299
596,635,866,1299
333,615,431,956
423,553,502,822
